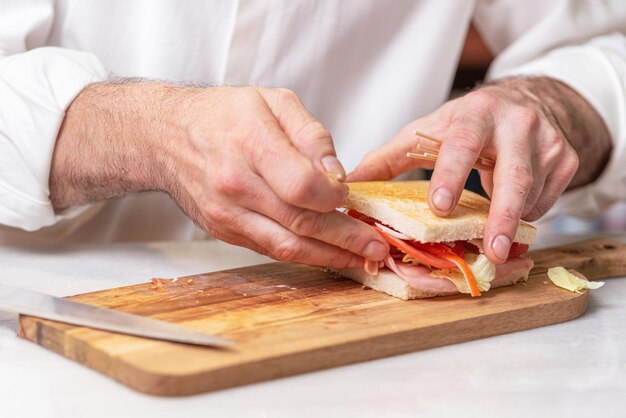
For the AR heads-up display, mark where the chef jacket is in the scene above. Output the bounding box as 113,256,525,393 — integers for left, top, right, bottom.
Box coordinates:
0,0,625,244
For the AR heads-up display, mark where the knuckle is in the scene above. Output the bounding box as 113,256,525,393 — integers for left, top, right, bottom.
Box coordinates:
500,205,523,225
234,86,262,104
466,90,499,113
214,172,247,197
333,254,358,269
523,209,544,222
357,150,396,180
244,86,264,97
271,237,305,262
448,130,483,155
551,172,574,192
507,164,533,191
543,138,564,161
250,86,268,96
551,150,579,188
526,200,553,221
209,206,239,228
544,130,565,151
274,87,301,110
283,172,317,206
564,149,580,174
536,130,567,169
514,163,534,186
250,118,279,142
361,150,377,165
330,224,366,253
344,228,366,251
275,87,298,102
513,106,540,128
289,210,322,236
294,120,331,146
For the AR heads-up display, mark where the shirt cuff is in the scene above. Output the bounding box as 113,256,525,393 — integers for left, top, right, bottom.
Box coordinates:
0,47,107,231
488,37,626,219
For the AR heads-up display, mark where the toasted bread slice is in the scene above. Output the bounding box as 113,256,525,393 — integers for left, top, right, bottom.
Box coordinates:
345,181,536,244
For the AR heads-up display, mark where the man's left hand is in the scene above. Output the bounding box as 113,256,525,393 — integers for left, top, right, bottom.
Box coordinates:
349,77,611,264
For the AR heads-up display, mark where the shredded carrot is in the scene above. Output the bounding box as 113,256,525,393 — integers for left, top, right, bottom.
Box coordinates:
374,227,455,269
413,243,481,297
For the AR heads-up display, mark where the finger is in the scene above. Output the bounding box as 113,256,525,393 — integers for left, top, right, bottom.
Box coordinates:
245,111,348,213
189,204,270,256
201,196,364,268
235,209,365,268
520,173,546,218
521,131,577,219
272,208,389,262
483,137,534,264
239,174,389,261
524,155,578,221
348,125,432,182
428,115,489,216
258,87,346,180
481,147,545,218
518,138,546,218
480,171,494,198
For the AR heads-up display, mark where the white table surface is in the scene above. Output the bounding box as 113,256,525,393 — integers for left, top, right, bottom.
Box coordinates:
1,234,625,418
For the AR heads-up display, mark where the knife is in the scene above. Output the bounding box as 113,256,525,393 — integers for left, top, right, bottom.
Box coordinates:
0,283,233,348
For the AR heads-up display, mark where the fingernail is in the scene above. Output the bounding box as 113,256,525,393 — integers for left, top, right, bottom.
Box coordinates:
363,241,387,260
491,234,511,261
432,188,454,212
321,155,346,182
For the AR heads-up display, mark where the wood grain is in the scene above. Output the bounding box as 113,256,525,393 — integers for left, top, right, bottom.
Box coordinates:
18,238,626,396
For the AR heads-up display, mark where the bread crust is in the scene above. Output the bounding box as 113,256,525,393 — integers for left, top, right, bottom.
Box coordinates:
345,181,536,244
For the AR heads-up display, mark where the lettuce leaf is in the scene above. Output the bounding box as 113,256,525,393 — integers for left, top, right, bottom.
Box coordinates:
429,253,496,293
547,267,604,293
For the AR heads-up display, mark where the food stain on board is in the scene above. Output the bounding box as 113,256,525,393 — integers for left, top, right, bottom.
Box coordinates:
148,273,300,299
194,273,249,288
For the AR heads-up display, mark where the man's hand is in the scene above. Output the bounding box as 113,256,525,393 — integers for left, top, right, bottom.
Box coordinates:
50,82,389,268
349,76,612,264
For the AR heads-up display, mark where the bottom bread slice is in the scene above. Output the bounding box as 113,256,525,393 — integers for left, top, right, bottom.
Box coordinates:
335,259,533,300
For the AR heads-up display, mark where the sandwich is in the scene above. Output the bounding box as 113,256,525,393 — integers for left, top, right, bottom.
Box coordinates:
336,181,536,299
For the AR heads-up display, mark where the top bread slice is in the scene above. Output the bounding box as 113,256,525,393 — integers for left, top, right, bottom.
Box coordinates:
345,181,536,244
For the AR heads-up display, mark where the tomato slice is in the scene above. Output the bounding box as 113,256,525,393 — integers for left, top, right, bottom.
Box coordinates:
374,228,455,269
389,246,404,259
508,243,529,258
346,209,377,225
452,241,465,258
464,241,481,254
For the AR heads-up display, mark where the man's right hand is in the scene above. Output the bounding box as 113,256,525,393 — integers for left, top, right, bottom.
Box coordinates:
50,82,388,268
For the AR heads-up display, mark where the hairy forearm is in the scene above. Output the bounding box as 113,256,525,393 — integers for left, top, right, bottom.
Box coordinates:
49,81,190,209
487,76,612,190
47,79,388,268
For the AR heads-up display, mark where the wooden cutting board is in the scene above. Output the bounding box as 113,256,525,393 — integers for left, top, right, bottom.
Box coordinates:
19,238,626,396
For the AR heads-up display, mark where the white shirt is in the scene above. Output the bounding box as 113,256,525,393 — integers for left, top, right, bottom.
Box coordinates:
0,0,625,244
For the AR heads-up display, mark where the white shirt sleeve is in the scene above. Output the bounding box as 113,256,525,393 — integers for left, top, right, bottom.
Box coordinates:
0,1,106,231
474,0,626,219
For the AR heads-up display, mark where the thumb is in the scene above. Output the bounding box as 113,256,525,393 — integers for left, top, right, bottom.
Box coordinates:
348,130,430,182
347,149,396,182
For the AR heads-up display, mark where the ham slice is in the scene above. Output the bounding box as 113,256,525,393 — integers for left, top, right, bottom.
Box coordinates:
384,255,534,293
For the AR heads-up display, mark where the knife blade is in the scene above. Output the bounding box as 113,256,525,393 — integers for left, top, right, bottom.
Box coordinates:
0,283,233,348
